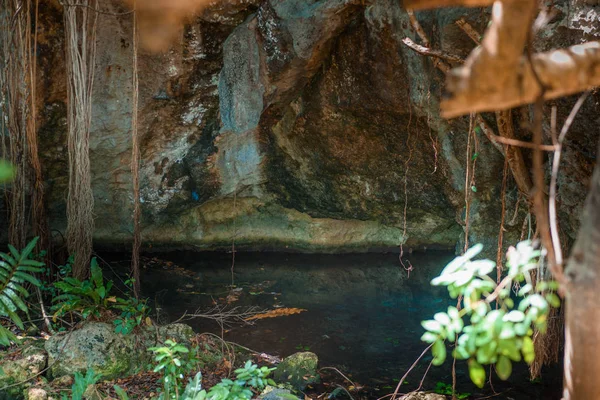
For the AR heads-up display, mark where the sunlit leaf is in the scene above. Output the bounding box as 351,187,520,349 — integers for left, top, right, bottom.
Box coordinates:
468,359,486,388
496,355,512,380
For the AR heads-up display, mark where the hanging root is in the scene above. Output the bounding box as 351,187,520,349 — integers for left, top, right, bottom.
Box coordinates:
62,0,99,279
131,1,142,298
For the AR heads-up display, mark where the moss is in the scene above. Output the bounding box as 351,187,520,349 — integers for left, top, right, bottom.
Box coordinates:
273,352,320,391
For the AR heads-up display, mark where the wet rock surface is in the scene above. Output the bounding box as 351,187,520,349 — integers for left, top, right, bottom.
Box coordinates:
1,0,597,253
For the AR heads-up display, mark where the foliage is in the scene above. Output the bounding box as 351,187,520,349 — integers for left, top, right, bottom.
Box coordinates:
0,160,14,183
421,241,560,388
0,237,44,345
113,384,131,400
433,382,470,399
63,368,101,400
204,360,276,400
51,258,148,334
113,294,149,334
149,339,276,400
149,339,199,399
51,258,115,320
181,372,206,400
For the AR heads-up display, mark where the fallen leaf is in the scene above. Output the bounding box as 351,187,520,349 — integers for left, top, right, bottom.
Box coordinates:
245,308,307,321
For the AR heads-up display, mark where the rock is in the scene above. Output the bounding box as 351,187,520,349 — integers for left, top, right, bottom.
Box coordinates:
157,323,195,345
51,375,73,388
273,352,320,391
83,384,102,400
0,340,48,400
44,322,195,380
25,388,48,400
402,393,446,400
259,386,301,400
1,0,596,255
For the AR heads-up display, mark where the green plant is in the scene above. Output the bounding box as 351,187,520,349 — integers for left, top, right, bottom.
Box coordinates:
63,368,101,400
421,241,560,388
51,259,149,334
433,382,470,399
149,340,199,399
181,372,207,400
112,279,149,334
113,384,130,400
0,237,44,345
0,160,14,183
204,360,276,400
51,258,114,320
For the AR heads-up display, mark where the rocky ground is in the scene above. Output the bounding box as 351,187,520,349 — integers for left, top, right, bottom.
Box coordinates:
0,321,445,400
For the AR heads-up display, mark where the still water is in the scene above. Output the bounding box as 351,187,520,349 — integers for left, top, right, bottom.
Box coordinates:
114,251,562,399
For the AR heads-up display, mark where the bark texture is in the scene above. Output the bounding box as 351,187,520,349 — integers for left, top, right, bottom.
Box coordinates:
563,141,600,400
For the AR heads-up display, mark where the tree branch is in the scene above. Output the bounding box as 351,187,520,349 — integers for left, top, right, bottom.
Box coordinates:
443,41,600,117
402,38,464,64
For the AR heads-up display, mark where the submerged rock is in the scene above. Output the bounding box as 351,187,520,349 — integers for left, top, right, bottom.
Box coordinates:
0,340,48,400
44,322,195,380
273,352,320,391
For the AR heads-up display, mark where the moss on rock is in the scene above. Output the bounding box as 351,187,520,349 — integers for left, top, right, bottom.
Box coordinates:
273,352,320,391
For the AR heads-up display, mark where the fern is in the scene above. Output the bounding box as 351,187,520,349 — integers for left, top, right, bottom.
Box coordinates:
0,237,44,345
52,258,114,320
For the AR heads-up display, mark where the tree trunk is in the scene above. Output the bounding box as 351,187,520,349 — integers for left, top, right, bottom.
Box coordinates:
563,141,600,399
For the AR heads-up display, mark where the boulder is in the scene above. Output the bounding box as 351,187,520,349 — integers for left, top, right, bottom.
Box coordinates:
0,340,48,400
25,388,48,400
44,322,195,380
273,352,320,391
402,393,446,400
259,386,301,400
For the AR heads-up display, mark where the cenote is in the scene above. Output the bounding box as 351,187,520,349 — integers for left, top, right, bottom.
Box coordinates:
2,0,598,398
106,250,562,399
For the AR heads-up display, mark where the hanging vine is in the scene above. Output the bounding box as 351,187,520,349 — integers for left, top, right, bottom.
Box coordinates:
0,0,33,249
130,0,141,298
61,0,99,279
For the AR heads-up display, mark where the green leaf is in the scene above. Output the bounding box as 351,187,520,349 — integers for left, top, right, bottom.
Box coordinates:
0,161,15,183
522,336,535,364
90,259,103,289
434,312,451,327
546,293,561,308
432,340,447,366
113,385,130,400
468,359,486,388
421,332,438,343
504,311,525,323
422,320,443,333
496,355,512,380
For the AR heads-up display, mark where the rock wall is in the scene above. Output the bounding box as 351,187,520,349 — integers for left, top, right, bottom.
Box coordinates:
2,0,598,253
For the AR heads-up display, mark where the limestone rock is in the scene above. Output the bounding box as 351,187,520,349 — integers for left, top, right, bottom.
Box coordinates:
25,388,48,400
51,375,73,388
158,323,195,345
259,386,301,400
402,392,446,400
273,352,320,391
0,0,596,254
44,322,195,380
0,340,48,400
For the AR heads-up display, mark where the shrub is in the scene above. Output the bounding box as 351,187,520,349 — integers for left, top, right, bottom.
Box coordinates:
0,237,44,345
421,241,560,387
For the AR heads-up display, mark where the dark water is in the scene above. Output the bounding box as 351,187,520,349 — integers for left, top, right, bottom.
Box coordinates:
110,251,562,399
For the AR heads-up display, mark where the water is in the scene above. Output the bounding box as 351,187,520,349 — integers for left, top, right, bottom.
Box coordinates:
111,251,562,399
